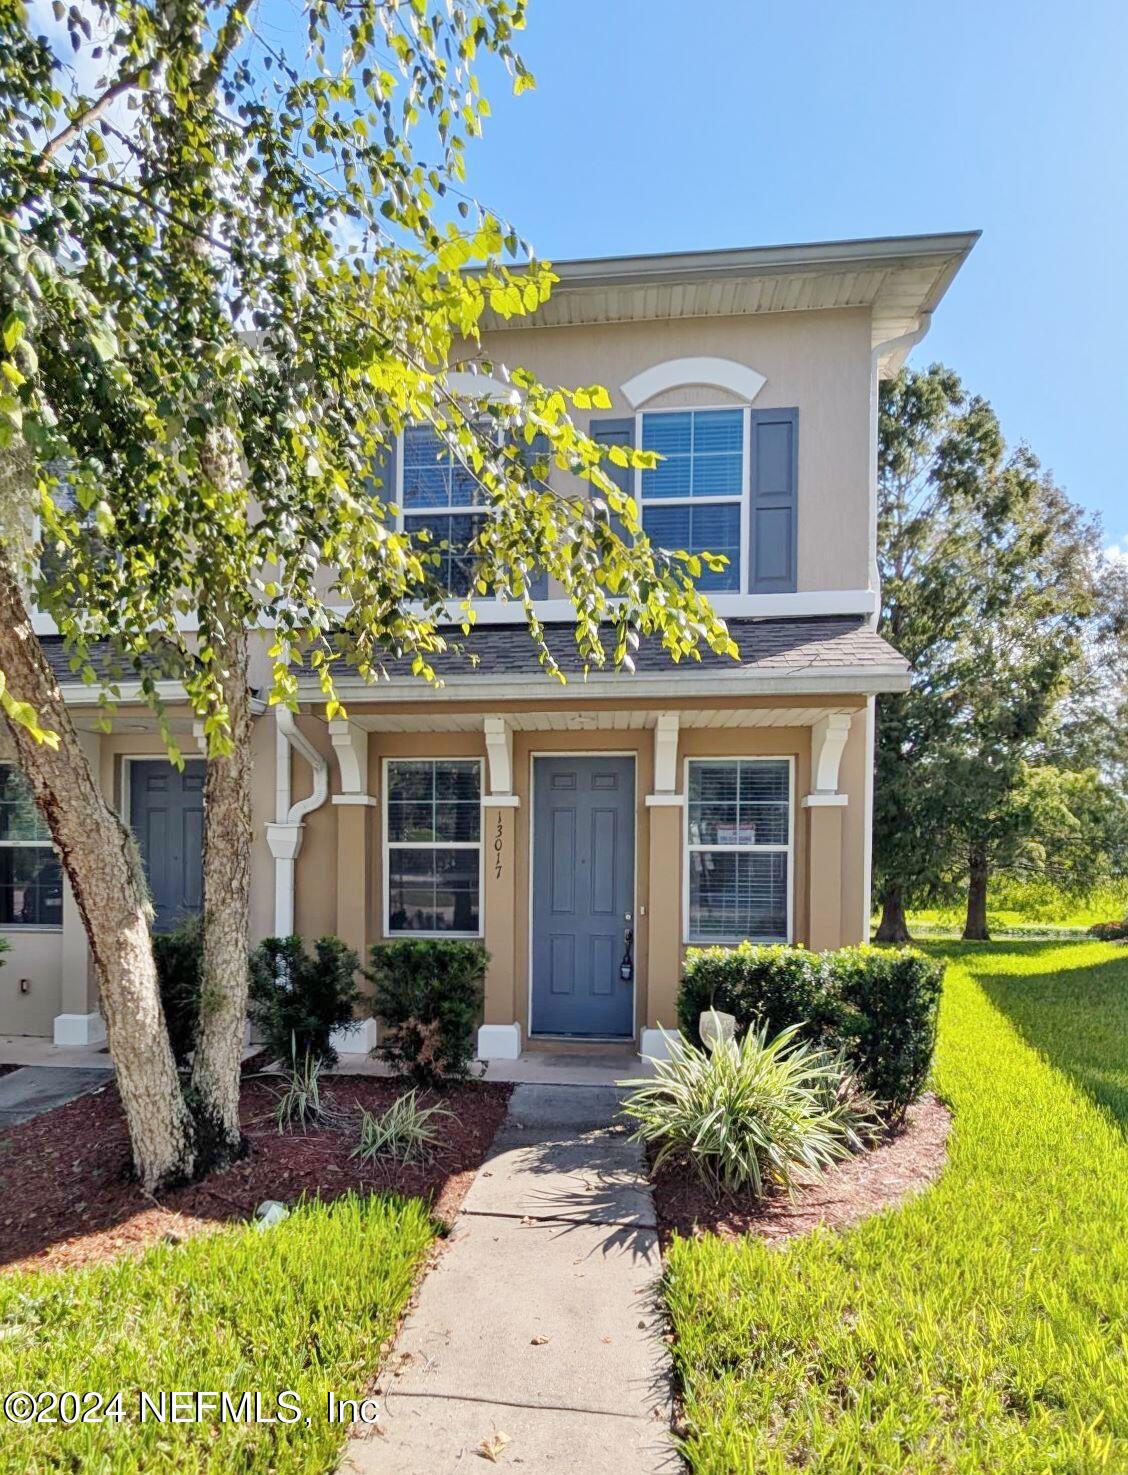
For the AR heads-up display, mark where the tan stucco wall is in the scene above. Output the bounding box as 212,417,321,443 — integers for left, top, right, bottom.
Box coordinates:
0,931,63,1036
479,308,874,593
2,685,872,1039
283,694,871,1042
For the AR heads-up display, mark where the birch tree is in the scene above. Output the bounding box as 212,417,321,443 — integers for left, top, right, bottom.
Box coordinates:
1,0,735,1185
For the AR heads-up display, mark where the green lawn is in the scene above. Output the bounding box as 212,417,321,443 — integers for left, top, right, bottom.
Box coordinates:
0,1193,434,1473
893,876,1128,936
664,940,1128,1474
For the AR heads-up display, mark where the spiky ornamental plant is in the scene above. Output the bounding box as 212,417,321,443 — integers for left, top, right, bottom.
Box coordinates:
620,1025,871,1198
0,0,736,1187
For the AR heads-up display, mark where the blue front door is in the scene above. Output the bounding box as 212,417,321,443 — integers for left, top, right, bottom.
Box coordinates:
129,759,205,933
531,755,635,1038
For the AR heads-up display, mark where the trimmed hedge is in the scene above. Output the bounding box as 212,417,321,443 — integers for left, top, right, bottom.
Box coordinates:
366,939,487,1085
678,942,943,1115
1089,919,1128,941
248,934,361,1068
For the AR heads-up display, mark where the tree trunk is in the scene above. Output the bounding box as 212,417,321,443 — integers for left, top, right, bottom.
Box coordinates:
963,847,991,941
875,884,912,943
0,552,194,1189
189,624,253,1167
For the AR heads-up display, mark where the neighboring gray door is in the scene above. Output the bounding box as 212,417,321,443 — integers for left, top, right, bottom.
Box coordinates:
129,759,205,933
531,756,635,1038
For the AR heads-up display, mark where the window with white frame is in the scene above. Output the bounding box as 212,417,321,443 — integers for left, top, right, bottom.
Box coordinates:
0,764,63,927
401,423,489,597
639,408,744,591
385,758,482,935
685,758,791,942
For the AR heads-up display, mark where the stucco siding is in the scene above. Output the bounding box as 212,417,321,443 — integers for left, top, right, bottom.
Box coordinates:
0,931,64,1036
479,308,874,593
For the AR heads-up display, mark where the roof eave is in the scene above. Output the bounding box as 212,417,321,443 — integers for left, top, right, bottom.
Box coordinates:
546,230,982,292
294,665,911,704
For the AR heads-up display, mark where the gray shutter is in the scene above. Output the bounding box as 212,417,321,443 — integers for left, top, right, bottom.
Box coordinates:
589,417,635,497
589,417,635,544
370,432,397,504
517,431,551,599
749,408,797,593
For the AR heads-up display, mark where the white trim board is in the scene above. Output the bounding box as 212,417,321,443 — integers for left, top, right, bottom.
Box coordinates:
620,357,767,409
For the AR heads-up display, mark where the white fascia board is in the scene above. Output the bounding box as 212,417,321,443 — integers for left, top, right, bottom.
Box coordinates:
306,665,910,704
57,680,191,705
32,612,202,635
340,589,878,626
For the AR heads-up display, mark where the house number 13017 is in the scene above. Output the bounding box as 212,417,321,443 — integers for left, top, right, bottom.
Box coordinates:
494,815,503,880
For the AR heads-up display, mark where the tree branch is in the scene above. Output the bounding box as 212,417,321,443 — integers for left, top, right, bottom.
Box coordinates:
35,64,148,165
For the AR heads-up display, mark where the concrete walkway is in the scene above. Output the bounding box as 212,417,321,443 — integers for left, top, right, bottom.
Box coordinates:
0,1066,111,1130
342,1084,676,1474
326,1047,657,1089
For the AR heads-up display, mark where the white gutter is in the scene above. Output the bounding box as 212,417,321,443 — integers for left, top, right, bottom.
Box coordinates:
296,664,911,706
265,707,329,936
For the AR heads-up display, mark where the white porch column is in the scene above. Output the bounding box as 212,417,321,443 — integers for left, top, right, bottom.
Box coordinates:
55,728,105,1046
483,716,519,807
326,718,379,1050
641,711,683,1054
644,710,683,809
803,712,852,952
479,717,520,1061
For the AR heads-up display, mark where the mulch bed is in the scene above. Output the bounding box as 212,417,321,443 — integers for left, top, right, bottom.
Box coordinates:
0,1074,510,1276
651,1092,951,1246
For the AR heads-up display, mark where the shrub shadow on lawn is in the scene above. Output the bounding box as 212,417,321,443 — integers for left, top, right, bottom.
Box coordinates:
973,942,1128,1133
0,1075,510,1275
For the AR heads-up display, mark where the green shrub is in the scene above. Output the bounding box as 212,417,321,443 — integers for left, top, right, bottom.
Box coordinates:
366,939,487,1085
152,914,203,1067
678,943,841,1041
1089,919,1128,941
677,942,943,1114
620,1025,871,1197
248,934,360,1068
829,945,944,1116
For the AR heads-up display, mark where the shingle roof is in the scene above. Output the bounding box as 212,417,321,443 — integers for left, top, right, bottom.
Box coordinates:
39,617,908,700
38,637,185,688
329,616,907,684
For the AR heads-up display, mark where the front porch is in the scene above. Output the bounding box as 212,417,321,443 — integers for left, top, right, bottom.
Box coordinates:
325,1037,655,1088
276,685,880,1060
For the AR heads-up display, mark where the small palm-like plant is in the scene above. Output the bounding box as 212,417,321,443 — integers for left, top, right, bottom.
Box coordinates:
352,1090,452,1166
620,1024,874,1197
267,1036,351,1135
271,1040,325,1133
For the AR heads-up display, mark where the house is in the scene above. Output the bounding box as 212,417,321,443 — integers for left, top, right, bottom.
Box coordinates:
0,231,977,1058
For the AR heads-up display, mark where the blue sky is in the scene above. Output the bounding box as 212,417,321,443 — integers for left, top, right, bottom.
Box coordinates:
32,0,1125,550
459,0,1126,554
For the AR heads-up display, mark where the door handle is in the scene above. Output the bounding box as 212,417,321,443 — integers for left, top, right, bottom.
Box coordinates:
619,927,634,983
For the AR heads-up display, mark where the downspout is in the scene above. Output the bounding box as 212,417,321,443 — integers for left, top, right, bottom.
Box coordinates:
265,707,329,936
868,312,932,624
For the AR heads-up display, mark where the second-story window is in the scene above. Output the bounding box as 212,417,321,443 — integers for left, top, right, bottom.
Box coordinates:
639,408,744,591
401,423,489,597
